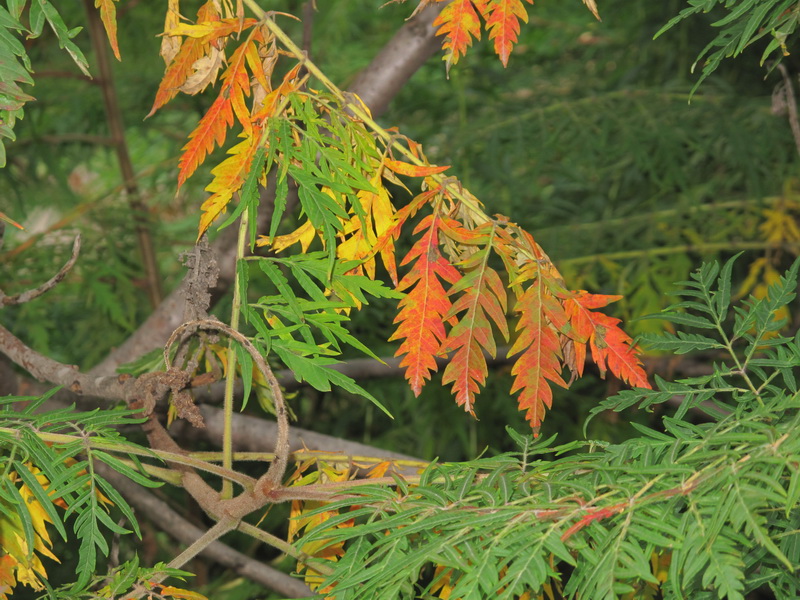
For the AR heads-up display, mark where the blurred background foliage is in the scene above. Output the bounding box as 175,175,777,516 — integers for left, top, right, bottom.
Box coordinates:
1,0,799,487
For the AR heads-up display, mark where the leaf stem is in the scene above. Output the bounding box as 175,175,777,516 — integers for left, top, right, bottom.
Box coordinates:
222,209,251,499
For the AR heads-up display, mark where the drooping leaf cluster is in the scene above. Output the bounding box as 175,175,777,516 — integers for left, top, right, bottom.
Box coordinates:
392,0,599,72
144,1,649,434
292,257,800,599
0,389,157,596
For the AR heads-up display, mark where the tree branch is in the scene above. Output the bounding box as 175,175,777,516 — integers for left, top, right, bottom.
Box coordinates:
99,466,315,598
172,404,422,464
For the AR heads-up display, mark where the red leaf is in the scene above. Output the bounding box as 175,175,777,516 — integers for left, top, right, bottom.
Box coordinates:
564,291,651,388
390,213,462,395
484,0,532,66
508,279,569,430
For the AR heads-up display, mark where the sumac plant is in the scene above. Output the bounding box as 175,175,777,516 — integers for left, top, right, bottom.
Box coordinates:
0,1,796,599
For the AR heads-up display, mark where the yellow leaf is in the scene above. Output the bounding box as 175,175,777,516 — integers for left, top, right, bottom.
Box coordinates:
258,219,317,253
198,131,261,239
583,0,601,20
760,205,800,244
384,158,449,178
95,0,121,60
160,0,182,64
158,585,209,600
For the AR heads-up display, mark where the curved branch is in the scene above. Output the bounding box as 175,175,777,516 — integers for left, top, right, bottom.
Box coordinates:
100,466,315,598
165,319,291,488
0,235,81,306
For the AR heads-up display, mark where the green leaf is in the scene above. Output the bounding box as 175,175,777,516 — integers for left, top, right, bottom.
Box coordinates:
234,341,254,411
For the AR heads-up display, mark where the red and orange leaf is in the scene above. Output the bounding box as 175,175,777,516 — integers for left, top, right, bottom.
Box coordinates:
198,130,262,237
433,0,485,73
178,32,261,187
221,36,258,134
384,158,450,178
484,0,532,66
508,279,569,431
177,92,234,187
95,0,120,60
390,213,462,395
441,225,509,412
148,1,220,117
564,291,651,388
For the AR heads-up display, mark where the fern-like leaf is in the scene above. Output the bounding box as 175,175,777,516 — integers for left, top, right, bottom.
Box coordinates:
484,0,532,66
508,278,569,429
390,213,462,395
441,223,509,412
565,291,650,388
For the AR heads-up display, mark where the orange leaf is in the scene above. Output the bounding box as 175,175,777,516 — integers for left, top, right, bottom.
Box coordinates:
484,0,532,66
441,224,509,413
177,92,233,187
564,291,650,388
390,213,462,395
433,0,486,73
148,1,220,117
198,130,261,237
508,279,569,431
384,159,450,178
95,0,120,60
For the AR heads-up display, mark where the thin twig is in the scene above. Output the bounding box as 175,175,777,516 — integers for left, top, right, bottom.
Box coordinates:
84,0,163,307
164,319,291,490
0,235,81,307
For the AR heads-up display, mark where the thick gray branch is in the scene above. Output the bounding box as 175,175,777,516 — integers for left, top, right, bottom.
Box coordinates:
349,3,444,118
172,404,421,463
